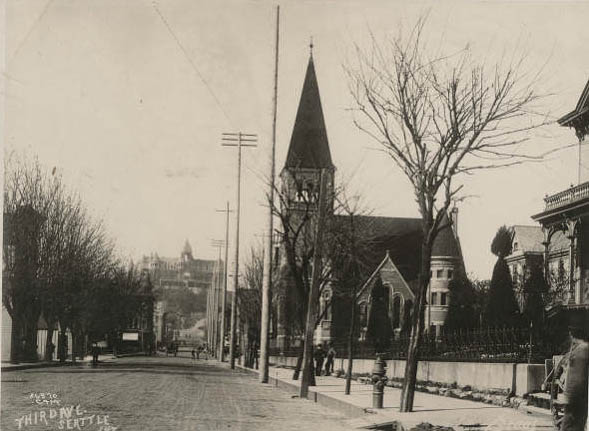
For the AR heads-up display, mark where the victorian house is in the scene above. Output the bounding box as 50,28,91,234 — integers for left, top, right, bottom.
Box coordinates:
531,79,589,318
272,50,465,350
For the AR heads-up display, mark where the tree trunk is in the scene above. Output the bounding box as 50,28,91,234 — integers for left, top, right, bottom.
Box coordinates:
345,296,357,395
399,239,431,412
71,323,76,365
292,347,304,380
58,329,67,363
10,313,22,363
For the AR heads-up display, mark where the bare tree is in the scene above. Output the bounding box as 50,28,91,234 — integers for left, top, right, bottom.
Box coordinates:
270,167,375,394
238,245,265,368
346,18,548,411
3,153,135,363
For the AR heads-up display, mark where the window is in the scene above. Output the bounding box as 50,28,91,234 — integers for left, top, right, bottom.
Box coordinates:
441,292,447,306
436,269,443,278
431,292,437,305
447,269,453,279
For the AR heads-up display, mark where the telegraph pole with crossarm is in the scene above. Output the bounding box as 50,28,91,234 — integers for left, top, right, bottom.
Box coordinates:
222,132,257,369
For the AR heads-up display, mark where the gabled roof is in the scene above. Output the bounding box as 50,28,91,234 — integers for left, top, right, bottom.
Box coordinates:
357,252,417,300
334,213,462,283
284,55,334,169
509,225,569,255
511,225,545,253
557,79,589,129
334,214,422,283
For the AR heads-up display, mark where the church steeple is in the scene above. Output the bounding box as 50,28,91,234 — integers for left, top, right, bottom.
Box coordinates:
284,51,333,170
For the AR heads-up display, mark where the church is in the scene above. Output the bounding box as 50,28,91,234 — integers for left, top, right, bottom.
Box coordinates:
271,49,465,350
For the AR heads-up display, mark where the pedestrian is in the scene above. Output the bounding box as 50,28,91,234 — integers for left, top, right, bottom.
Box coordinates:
48,341,56,361
314,344,326,376
325,344,336,376
91,342,100,367
191,347,196,361
561,313,589,431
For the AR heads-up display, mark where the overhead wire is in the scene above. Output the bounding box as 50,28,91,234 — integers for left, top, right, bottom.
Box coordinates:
150,1,234,128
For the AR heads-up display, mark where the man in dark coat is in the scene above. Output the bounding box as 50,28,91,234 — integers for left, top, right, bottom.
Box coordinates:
561,313,589,431
91,342,100,367
325,344,336,376
314,344,326,376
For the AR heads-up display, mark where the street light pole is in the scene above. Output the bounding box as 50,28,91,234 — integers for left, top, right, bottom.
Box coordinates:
222,132,257,369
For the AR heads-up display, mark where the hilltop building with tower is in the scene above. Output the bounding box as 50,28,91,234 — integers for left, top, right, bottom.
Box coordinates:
141,240,219,346
271,49,465,350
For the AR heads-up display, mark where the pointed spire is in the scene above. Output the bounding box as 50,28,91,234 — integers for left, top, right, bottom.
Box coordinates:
182,239,193,257
284,48,334,170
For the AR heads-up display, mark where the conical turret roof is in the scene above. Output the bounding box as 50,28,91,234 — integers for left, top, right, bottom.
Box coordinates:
284,55,334,169
431,213,461,258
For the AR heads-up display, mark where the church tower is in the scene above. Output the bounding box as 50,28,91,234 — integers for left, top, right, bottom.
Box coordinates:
280,48,335,216
275,48,335,349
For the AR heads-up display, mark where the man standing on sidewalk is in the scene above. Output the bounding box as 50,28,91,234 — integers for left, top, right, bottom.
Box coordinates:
314,344,326,376
325,344,336,376
561,313,589,431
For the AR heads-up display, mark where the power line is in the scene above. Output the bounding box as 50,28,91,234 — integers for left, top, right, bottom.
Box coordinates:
151,1,233,126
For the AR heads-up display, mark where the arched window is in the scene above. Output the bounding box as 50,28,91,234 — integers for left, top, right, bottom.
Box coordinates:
358,301,368,327
392,296,401,329
403,299,413,328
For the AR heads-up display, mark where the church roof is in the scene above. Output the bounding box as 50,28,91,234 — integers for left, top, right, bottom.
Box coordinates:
284,55,334,169
334,213,462,284
335,215,422,283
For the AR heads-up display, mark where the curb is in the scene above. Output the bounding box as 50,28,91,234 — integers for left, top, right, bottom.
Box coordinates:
2,361,69,372
236,365,367,419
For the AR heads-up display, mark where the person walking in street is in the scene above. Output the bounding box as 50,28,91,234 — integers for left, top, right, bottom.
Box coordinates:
325,344,336,376
561,313,589,431
91,342,100,367
191,347,196,361
314,344,326,377
47,341,56,361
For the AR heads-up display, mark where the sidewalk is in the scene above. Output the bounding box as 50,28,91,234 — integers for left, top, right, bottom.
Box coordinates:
1,354,117,372
239,365,554,430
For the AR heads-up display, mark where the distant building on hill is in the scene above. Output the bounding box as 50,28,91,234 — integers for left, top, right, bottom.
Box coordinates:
141,240,217,294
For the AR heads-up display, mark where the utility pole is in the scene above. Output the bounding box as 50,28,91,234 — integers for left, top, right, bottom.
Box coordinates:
222,132,257,369
300,170,328,399
215,202,232,362
260,4,280,384
211,239,224,358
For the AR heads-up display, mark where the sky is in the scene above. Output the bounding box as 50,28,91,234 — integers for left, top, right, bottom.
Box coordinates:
3,0,589,282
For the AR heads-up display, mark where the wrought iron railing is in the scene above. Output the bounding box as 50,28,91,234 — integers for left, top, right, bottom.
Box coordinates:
268,327,562,364
544,181,589,211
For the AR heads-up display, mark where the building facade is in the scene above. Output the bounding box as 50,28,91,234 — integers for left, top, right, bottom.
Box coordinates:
532,79,589,315
273,51,465,350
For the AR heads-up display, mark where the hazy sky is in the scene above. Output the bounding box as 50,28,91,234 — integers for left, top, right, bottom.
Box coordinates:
4,0,589,281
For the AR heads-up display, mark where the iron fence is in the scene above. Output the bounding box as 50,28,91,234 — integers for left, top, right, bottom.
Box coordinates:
269,327,562,364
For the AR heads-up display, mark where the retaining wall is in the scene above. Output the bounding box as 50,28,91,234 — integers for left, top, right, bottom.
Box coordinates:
269,355,545,396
